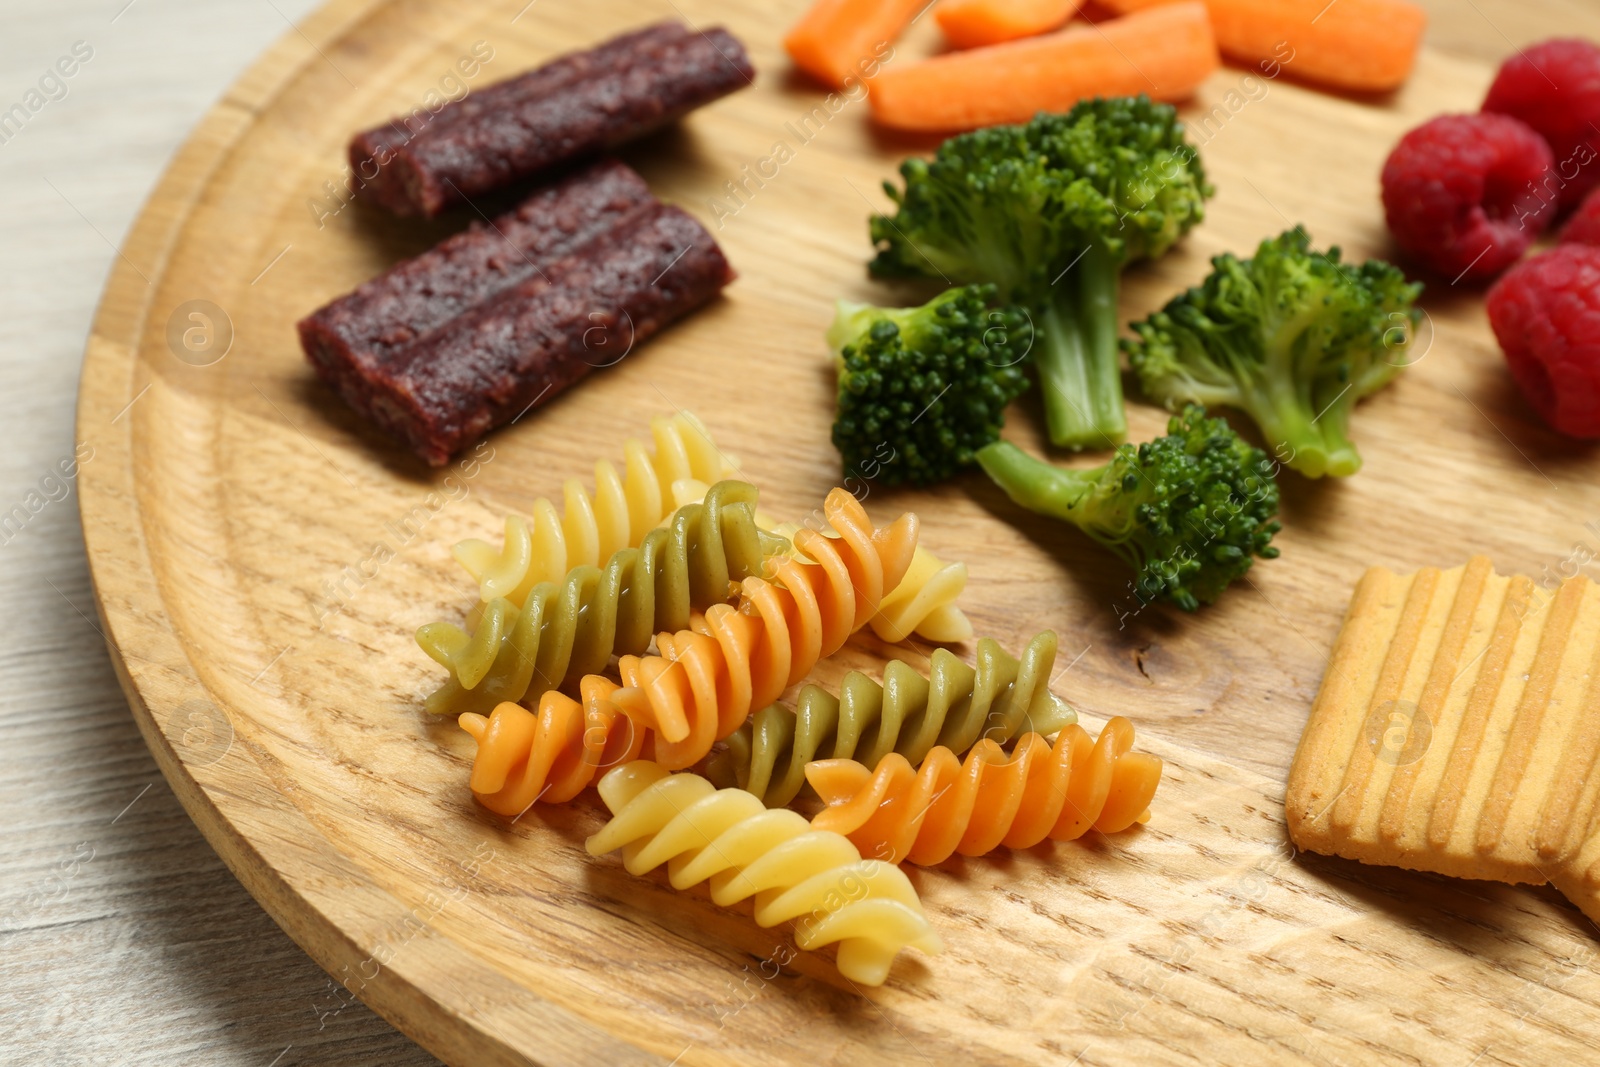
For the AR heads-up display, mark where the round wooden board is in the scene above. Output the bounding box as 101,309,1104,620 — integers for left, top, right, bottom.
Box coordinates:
77,1,1600,1064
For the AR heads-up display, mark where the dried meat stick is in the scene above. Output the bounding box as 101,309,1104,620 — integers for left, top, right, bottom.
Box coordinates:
298,158,653,403
353,21,754,218
350,24,690,214
355,202,735,466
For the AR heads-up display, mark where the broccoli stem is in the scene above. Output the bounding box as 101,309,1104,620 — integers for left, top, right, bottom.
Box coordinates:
1312,393,1364,477
977,440,1144,572
976,440,1096,519
979,441,1145,575
1244,376,1334,479
1036,243,1128,450
1077,244,1124,425
1036,302,1094,450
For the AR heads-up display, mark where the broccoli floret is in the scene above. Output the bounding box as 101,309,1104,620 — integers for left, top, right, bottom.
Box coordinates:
871,96,1212,451
976,406,1281,610
831,285,1033,487
1125,226,1423,478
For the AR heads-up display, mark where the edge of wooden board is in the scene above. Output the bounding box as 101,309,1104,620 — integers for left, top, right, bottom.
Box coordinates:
72,1,662,1063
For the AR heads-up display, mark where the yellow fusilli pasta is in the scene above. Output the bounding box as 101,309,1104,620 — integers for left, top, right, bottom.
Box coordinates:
455,488,920,806
871,546,971,644
453,412,735,606
418,481,781,716
705,631,1076,807
808,718,1163,865
586,761,943,986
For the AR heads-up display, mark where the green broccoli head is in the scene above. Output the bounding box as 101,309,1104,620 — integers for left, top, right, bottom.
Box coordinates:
867,96,1212,450
868,122,1067,295
1126,226,1423,478
831,284,1034,488
869,97,1211,291
977,406,1281,611
1033,95,1214,264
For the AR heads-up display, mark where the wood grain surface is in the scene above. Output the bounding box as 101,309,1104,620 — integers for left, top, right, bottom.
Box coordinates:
0,2,435,1064
52,0,1600,1065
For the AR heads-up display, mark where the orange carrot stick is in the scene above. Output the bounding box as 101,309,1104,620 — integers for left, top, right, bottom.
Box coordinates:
785,0,928,91
1095,0,1427,92
935,0,1082,49
868,3,1219,132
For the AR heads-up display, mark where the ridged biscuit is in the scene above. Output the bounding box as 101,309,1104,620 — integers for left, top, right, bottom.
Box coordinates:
1286,557,1600,891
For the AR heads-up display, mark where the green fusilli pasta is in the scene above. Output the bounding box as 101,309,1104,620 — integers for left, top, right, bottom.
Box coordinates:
417,480,781,717
705,630,1076,807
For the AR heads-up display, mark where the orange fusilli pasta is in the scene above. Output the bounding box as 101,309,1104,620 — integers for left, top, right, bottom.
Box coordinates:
457,676,643,808
457,488,920,814
807,718,1162,865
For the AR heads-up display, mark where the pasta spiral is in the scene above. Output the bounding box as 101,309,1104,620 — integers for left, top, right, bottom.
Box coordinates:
453,412,735,606
770,521,971,645
706,631,1077,808
586,761,943,986
808,718,1163,866
419,481,781,717
455,488,921,805
458,677,642,809
872,546,971,644
677,477,970,645
608,489,918,766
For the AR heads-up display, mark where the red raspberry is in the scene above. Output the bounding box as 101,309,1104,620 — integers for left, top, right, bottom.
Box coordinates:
1381,114,1555,283
1486,244,1600,438
1562,186,1600,247
1483,39,1600,212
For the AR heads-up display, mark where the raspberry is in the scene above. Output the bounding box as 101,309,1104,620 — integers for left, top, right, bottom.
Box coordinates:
1483,39,1600,211
1486,245,1600,438
1562,186,1600,248
1380,114,1555,283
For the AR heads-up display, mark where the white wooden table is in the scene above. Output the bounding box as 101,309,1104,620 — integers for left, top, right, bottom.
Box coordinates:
0,0,1588,1064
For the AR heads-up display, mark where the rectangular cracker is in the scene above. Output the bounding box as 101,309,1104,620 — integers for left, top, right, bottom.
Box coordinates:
1285,557,1600,887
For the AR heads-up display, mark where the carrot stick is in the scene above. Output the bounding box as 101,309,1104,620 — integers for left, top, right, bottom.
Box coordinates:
784,0,928,91
935,0,1083,49
1095,0,1427,92
867,3,1219,132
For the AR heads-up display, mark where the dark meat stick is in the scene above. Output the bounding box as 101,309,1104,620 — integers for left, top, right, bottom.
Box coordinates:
298,158,652,389
352,21,753,218
350,23,692,211
357,202,734,466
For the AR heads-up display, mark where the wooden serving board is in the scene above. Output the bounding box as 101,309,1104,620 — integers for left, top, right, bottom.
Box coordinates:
76,1,1600,1063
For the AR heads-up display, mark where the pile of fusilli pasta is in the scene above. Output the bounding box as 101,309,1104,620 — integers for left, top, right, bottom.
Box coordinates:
417,413,1165,986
